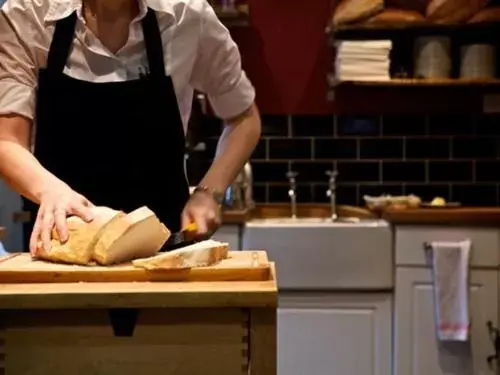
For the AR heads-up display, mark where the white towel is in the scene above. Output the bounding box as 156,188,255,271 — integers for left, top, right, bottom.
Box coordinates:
428,239,471,341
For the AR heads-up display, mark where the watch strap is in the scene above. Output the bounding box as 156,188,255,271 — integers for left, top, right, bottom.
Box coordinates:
193,185,224,205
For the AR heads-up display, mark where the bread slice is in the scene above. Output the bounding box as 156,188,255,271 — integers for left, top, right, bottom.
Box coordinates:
92,206,170,265
132,240,229,270
34,206,123,266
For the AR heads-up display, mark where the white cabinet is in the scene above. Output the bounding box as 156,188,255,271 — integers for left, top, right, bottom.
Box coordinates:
278,293,392,375
394,268,498,375
211,224,240,250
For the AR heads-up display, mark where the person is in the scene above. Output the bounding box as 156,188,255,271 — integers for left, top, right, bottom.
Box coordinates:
0,0,261,254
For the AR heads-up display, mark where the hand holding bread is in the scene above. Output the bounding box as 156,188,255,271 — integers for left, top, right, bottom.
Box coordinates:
30,181,94,256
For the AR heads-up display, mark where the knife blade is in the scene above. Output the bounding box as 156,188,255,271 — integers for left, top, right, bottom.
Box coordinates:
160,222,198,251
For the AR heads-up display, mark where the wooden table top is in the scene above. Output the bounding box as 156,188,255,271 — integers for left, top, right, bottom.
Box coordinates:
0,263,277,310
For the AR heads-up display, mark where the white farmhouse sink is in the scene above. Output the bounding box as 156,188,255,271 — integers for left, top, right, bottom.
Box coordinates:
247,217,387,227
242,217,393,290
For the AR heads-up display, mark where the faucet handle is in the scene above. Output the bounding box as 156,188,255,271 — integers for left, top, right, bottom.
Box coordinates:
325,170,338,183
325,170,338,178
286,171,298,180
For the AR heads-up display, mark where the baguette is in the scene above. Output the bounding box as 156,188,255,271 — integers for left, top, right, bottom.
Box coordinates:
468,6,500,22
92,206,170,265
34,206,123,265
426,0,488,24
132,240,229,270
364,9,426,24
332,0,384,26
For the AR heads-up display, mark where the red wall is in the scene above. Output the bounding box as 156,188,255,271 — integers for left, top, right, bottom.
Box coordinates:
231,0,483,115
230,0,334,114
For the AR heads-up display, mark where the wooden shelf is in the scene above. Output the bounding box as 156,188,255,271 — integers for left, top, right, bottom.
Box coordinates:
326,21,500,41
214,4,250,27
327,77,500,88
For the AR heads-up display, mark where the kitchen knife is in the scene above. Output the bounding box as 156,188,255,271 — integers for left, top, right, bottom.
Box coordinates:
160,222,198,251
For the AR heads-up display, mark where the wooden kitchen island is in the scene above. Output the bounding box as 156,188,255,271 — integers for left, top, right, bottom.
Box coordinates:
0,253,277,375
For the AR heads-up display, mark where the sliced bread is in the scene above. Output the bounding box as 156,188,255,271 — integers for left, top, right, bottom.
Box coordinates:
92,206,170,265
132,239,229,270
34,206,123,265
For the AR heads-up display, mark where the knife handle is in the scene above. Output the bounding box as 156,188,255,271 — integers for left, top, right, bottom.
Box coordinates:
184,222,198,233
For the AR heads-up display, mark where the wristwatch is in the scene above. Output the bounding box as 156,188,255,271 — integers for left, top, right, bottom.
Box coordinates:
193,185,224,206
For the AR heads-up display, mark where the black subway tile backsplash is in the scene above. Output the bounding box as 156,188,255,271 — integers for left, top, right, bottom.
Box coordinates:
192,113,500,206
452,137,500,159
382,115,427,136
428,161,473,182
451,184,498,206
382,161,426,182
292,161,335,183
268,138,312,159
314,138,357,159
405,138,450,159
337,161,380,182
427,114,476,136
359,138,403,159
292,115,334,137
252,161,289,183
260,115,289,136
337,116,381,137
476,161,500,182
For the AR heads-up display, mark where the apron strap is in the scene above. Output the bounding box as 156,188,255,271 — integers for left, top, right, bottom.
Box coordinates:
46,9,166,77
142,8,166,78
46,12,77,73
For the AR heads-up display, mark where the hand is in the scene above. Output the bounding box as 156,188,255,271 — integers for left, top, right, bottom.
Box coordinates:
181,191,221,238
30,182,94,255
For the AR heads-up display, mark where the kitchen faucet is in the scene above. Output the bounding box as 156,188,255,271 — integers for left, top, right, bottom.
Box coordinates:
325,170,338,221
286,170,298,219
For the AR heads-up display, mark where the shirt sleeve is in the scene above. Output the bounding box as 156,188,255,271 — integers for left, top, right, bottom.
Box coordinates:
189,1,255,120
0,0,38,120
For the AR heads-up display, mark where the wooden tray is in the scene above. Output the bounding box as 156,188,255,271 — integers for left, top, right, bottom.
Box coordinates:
0,251,271,283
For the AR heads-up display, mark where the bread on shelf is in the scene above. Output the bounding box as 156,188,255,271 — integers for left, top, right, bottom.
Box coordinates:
363,9,426,25
332,0,384,26
468,6,500,22
426,0,489,24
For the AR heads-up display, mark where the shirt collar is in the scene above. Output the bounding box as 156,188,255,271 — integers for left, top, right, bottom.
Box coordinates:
44,0,175,23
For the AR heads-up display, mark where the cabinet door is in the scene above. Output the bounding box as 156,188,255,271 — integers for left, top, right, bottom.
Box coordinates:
211,225,240,250
395,268,498,375
278,293,392,375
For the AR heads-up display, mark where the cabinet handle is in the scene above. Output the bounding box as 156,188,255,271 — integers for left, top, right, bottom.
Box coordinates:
486,321,500,367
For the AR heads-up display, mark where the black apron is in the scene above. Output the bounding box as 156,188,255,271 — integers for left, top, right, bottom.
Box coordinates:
23,9,190,248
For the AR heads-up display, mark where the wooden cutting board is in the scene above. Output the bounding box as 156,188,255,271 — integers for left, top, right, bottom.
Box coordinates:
0,251,271,283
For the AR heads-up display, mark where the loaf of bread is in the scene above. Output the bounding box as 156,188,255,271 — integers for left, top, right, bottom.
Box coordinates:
426,0,488,24
332,0,384,26
385,0,428,14
132,240,229,270
93,206,170,265
364,9,426,24
34,206,124,265
468,6,500,22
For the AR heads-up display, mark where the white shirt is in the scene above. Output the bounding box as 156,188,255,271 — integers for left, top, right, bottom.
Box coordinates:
0,0,255,129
